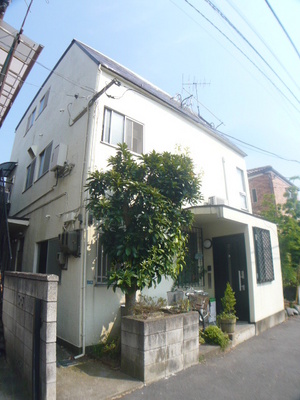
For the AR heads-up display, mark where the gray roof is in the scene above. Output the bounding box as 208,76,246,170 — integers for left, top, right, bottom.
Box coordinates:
75,40,246,157
16,39,247,157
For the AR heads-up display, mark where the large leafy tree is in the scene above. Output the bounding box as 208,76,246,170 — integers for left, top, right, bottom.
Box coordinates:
261,184,300,290
86,144,201,314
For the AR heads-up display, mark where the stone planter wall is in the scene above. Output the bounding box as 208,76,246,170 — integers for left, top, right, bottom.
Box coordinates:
121,311,199,383
2,272,58,400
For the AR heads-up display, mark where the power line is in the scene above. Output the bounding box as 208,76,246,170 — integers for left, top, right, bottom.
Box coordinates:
181,87,224,126
170,0,295,130
183,0,300,115
0,37,96,94
218,129,300,165
224,0,300,94
264,0,300,61
202,0,300,106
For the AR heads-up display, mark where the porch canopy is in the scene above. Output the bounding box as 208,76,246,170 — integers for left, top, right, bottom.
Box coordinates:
8,217,29,237
189,204,261,229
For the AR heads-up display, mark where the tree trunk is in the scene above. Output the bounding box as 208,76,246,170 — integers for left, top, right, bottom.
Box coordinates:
124,291,137,316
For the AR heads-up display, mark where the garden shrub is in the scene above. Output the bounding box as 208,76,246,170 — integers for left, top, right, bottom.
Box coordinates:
201,325,230,350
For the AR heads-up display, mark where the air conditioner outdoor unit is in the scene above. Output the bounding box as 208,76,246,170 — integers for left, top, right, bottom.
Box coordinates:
209,196,228,206
50,143,67,171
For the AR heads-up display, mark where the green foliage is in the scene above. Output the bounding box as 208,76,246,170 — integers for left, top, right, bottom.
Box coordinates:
200,325,230,350
86,144,201,309
92,337,120,361
220,282,236,319
261,185,300,288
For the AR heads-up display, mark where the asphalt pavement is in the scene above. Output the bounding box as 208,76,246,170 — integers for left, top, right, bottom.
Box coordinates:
1,316,299,399
121,316,300,400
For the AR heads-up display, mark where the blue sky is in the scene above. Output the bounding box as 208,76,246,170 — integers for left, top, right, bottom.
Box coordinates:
2,0,300,183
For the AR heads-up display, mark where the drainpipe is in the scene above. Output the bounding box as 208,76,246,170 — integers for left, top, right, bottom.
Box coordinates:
75,66,106,359
222,157,229,203
74,99,92,359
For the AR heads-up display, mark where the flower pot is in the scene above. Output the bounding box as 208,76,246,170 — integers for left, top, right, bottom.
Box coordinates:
220,316,236,334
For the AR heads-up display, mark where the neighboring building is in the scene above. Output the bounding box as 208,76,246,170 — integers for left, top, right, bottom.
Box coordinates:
247,166,295,215
4,40,284,352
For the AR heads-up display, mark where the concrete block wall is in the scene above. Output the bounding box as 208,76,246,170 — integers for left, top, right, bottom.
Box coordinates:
2,272,58,400
121,311,199,383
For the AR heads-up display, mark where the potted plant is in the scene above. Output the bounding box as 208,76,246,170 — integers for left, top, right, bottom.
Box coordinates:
219,282,237,334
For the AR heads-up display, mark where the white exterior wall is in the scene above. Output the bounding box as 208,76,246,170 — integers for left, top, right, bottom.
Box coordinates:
80,69,255,345
92,70,252,213
9,44,102,347
197,208,283,323
8,42,283,349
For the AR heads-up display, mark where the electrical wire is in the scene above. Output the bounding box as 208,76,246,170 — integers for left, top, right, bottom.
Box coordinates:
202,0,300,106
181,87,224,125
0,36,96,95
169,0,291,128
183,0,300,115
218,129,300,165
224,0,300,94
264,0,300,61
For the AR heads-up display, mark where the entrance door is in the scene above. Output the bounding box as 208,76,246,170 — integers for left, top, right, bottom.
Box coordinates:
213,234,249,321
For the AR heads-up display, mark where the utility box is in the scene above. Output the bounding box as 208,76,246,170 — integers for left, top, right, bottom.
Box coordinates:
50,143,67,171
58,230,81,257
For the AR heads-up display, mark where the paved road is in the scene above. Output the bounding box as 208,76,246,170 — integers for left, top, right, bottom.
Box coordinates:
122,317,300,400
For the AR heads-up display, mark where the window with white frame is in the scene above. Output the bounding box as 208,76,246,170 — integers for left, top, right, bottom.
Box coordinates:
38,88,50,117
38,142,53,178
25,108,36,133
25,158,36,190
237,167,248,210
96,242,111,284
102,108,143,154
253,227,274,283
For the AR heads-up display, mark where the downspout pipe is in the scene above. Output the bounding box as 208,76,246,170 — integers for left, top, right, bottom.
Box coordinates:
74,101,91,360
75,67,109,359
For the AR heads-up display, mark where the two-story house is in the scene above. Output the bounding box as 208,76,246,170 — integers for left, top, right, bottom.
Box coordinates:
6,40,284,353
248,166,295,215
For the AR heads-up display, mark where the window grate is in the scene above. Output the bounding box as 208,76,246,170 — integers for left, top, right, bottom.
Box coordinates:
177,227,204,287
253,227,274,283
96,241,111,284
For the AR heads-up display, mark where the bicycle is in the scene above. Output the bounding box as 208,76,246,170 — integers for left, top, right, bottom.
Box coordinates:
185,288,210,331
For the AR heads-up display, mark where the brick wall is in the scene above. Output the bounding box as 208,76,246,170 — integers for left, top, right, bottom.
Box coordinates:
2,272,58,400
121,311,199,383
248,174,273,215
249,173,291,215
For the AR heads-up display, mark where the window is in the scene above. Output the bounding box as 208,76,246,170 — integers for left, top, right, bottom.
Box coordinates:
253,227,274,283
97,242,111,284
237,167,248,210
177,228,204,287
252,188,257,203
38,88,50,117
26,108,36,133
25,158,36,190
102,108,143,154
38,142,53,178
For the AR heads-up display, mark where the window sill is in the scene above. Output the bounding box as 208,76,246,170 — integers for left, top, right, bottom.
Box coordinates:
100,141,143,155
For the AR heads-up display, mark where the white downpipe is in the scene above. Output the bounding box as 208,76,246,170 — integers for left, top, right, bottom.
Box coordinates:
75,225,87,359
222,157,229,203
75,66,103,359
